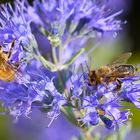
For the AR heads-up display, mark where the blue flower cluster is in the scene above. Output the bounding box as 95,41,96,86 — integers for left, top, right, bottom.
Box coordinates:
0,1,31,46
69,73,140,129
0,0,139,131
0,60,65,121
31,0,122,35
27,0,122,64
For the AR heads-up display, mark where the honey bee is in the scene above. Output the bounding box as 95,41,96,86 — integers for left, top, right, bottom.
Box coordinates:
0,40,19,82
88,52,137,89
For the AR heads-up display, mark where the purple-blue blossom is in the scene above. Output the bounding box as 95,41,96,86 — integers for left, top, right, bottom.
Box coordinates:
0,60,66,121
30,0,122,36
0,0,138,137
69,72,140,129
27,0,123,65
0,1,32,46
0,0,66,122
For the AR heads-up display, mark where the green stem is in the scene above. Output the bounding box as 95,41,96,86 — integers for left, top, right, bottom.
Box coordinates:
117,130,121,140
52,47,58,64
58,70,65,87
59,44,63,63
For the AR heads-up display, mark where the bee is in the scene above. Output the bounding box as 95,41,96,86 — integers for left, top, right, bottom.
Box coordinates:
0,40,19,82
88,52,137,89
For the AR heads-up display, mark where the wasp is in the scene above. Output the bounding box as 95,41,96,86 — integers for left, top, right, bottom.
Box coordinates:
0,40,19,82
88,52,137,89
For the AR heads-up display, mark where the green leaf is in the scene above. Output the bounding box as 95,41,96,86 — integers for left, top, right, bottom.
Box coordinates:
62,48,85,69
39,56,58,72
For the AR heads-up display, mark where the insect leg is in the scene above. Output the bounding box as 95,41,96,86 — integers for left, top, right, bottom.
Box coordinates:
12,57,26,72
13,62,20,70
115,78,123,91
7,39,16,60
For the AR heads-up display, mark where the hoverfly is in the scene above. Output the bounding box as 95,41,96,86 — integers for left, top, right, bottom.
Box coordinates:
88,52,137,89
0,40,19,82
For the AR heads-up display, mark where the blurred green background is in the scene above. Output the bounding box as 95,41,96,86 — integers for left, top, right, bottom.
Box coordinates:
0,0,140,140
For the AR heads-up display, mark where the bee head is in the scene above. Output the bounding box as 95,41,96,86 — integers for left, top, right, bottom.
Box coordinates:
88,70,96,85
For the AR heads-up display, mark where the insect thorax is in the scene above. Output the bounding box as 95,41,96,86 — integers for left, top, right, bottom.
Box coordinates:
96,66,111,77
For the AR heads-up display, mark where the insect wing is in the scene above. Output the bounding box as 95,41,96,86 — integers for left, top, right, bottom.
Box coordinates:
105,64,134,78
0,59,12,72
109,52,132,66
0,59,7,71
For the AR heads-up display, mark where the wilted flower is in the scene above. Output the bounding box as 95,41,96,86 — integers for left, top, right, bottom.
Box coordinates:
69,72,140,129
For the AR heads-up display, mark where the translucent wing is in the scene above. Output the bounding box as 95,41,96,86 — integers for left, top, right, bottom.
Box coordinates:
0,59,11,71
109,52,132,66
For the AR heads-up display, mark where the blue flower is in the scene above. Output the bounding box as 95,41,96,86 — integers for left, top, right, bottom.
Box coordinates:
41,77,66,126
120,76,140,108
69,72,140,129
0,1,32,46
0,60,66,121
30,0,122,36
0,79,42,119
27,0,123,65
